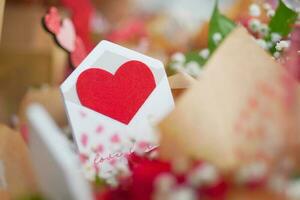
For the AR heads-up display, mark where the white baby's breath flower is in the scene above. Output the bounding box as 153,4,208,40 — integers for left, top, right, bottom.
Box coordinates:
82,162,96,181
155,173,176,192
263,3,275,18
249,18,261,32
106,176,119,187
199,48,210,59
249,3,261,17
114,161,130,175
169,187,197,200
170,62,184,71
259,24,269,36
185,61,202,77
188,163,219,187
271,33,282,43
267,9,275,17
273,51,281,59
212,32,222,44
256,39,268,50
275,40,291,51
171,52,186,63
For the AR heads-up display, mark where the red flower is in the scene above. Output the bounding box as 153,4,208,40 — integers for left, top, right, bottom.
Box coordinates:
198,179,228,200
97,153,230,200
99,153,171,200
129,153,171,200
96,178,132,200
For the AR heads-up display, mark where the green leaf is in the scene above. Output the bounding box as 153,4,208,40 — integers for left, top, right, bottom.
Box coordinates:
264,0,298,54
269,0,298,37
185,52,206,66
208,1,236,53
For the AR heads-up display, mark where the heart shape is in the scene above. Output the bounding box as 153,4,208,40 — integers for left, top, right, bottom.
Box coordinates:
44,7,61,34
76,60,156,124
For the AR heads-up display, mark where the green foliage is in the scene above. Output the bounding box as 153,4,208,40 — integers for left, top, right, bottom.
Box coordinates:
268,0,298,37
266,0,298,53
208,1,236,53
185,52,207,66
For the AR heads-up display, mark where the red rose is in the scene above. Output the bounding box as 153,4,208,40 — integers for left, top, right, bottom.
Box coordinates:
129,153,171,200
98,153,171,200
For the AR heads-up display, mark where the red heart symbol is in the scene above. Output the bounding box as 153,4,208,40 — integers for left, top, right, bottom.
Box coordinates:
44,7,61,34
76,60,156,124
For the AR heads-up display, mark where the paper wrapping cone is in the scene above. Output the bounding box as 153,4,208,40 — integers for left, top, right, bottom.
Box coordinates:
159,27,300,170
19,86,67,128
0,190,9,200
168,72,196,89
228,187,287,200
0,124,38,198
0,0,4,42
168,72,197,98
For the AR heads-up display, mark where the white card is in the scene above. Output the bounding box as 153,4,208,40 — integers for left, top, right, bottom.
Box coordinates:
61,40,174,178
27,104,93,200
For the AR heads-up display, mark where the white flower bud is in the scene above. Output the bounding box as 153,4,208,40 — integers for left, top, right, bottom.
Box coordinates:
155,173,176,192
171,52,186,63
212,32,222,44
275,40,291,51
188,163,219,187
259,24,269,36
256,39,268,50
249,19,261,32
273,51,281,59
169,187,197,200
249,3,261,17
185,61,202,77
267,9,275,17
271,33,282,43
199,48,210,59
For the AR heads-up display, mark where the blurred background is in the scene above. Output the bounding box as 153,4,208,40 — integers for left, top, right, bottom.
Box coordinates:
3,1,299,200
